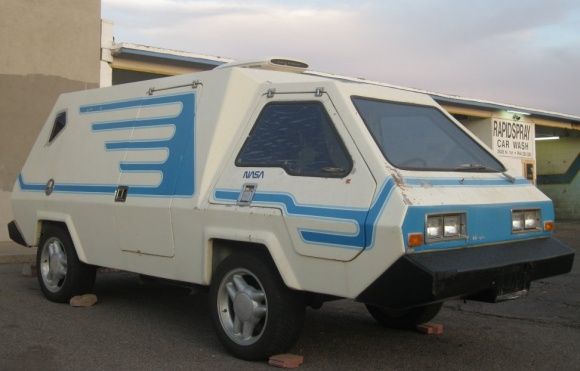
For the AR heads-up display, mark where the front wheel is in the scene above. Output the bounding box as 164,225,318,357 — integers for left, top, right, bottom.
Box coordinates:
365,302,443,329
209,252,305,361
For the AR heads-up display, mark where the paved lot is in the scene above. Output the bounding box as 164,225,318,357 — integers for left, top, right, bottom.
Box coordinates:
0,241,35,264
1,222,578,370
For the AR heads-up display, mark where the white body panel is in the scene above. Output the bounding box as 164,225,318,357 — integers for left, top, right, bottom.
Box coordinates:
11,67,555,299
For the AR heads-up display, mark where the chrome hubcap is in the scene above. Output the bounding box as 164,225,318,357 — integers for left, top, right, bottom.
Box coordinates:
217,269,268,346
40,238,68,293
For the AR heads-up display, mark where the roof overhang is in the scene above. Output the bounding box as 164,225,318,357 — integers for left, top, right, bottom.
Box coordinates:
306,71,580,130
111,42,233,69
433,95,580,128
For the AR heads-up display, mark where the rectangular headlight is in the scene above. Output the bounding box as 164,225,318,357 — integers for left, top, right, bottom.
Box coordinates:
512,209,541,233
426,213,466,242
512,212,524,231
426,216,443,239
444,215,460,237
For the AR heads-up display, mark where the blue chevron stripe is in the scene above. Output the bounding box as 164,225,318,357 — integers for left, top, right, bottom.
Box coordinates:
19,92,196,197
213,179,396,249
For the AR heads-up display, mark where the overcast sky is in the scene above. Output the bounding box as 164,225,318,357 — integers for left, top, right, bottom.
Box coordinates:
102,0,580,116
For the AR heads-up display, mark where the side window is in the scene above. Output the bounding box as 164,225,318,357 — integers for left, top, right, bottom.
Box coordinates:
236,102,352,177
48,111,66,144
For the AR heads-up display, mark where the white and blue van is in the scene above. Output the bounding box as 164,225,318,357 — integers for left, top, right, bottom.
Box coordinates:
8,58,574,360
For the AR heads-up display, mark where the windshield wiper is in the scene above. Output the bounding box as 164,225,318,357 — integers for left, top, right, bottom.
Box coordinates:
454,163,498,172
455,163,515,183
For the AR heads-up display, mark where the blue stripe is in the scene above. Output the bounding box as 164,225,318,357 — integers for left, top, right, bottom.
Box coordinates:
404,177,531,187
18,175,117,194
55,184,117,194
214,178,551,251
402,201,553,252
119,162,164,172
81,96,171,113
19,92,195,198
19,92,196,198
92,117,176,132
105,139,170,151
18,174,46,192
214,179,396,249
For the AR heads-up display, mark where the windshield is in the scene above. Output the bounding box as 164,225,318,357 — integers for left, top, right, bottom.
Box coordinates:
352,97,505,172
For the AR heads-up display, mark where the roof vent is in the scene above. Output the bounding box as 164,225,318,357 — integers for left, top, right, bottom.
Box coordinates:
216,57,309,73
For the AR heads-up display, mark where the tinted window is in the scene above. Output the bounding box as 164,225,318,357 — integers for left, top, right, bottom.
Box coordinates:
236,102,352,177
48,111,66,143
352,97,505,172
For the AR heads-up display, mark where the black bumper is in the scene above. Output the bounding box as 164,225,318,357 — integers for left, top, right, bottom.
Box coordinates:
356,237,574,309
7,220,28,247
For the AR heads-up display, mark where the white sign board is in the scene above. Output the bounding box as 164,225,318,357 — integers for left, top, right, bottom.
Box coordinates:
491,118,535,159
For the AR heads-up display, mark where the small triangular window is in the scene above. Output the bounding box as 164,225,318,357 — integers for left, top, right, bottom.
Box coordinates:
48,112,66,143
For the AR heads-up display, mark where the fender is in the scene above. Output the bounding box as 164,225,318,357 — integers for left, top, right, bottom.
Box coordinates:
35,211,88,263
202,226,301,290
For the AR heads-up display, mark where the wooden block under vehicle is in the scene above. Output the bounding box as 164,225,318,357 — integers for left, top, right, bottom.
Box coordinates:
268,354,304,368
416,323,444,335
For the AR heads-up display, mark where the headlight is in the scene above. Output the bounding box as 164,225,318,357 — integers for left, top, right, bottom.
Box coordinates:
426,213,466,242
443,215,461,237
512,212,524,231
512,209,540,233
426,216,443,239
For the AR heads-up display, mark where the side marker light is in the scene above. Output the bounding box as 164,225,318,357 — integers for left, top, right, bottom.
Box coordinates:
408,233,424,248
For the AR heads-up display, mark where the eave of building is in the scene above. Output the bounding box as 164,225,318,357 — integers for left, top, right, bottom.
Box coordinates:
434,96,580,130
110,42,234,76
111,42,233,66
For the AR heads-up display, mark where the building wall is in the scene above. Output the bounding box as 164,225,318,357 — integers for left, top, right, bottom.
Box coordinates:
0,0,101,241
536,138,580,220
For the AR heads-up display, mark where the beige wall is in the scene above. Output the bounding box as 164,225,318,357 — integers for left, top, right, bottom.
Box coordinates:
0,0,101,80
0,0,101,241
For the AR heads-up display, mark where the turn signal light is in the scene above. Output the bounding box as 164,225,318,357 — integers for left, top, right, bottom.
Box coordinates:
544,221,554,232
408,233,424,248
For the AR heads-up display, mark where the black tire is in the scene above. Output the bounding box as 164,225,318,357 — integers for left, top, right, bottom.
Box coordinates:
36,224,96,303
209,252,305,361
365,302,443,329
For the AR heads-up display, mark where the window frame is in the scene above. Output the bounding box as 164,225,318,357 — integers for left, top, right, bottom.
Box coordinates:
351,96,506,172
235,100,354,178
47,110,67,144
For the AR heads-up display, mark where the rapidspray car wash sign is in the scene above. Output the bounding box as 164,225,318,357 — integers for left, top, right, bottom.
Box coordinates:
491,118,535,159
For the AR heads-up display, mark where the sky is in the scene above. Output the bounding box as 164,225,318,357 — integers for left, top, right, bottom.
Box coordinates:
102,0,580,116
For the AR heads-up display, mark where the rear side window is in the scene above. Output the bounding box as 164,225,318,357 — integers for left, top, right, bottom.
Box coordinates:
236,102,352,177
48,111,66,144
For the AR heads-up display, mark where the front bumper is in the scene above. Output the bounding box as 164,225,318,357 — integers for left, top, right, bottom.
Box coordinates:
356,237,574,309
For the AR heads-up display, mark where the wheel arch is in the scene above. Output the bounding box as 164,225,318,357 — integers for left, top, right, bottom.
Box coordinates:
203,232,301,291
35,212,88,263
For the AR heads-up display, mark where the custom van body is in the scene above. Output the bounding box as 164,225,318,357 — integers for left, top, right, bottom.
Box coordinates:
9,58,574,360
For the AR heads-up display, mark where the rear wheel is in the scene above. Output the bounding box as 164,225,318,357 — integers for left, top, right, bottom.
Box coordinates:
365,302,443,329
209,252,305,360
37,224,96,303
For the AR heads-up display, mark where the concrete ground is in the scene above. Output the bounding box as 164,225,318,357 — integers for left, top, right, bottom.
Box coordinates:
0,241,36,264
0,222,578,370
